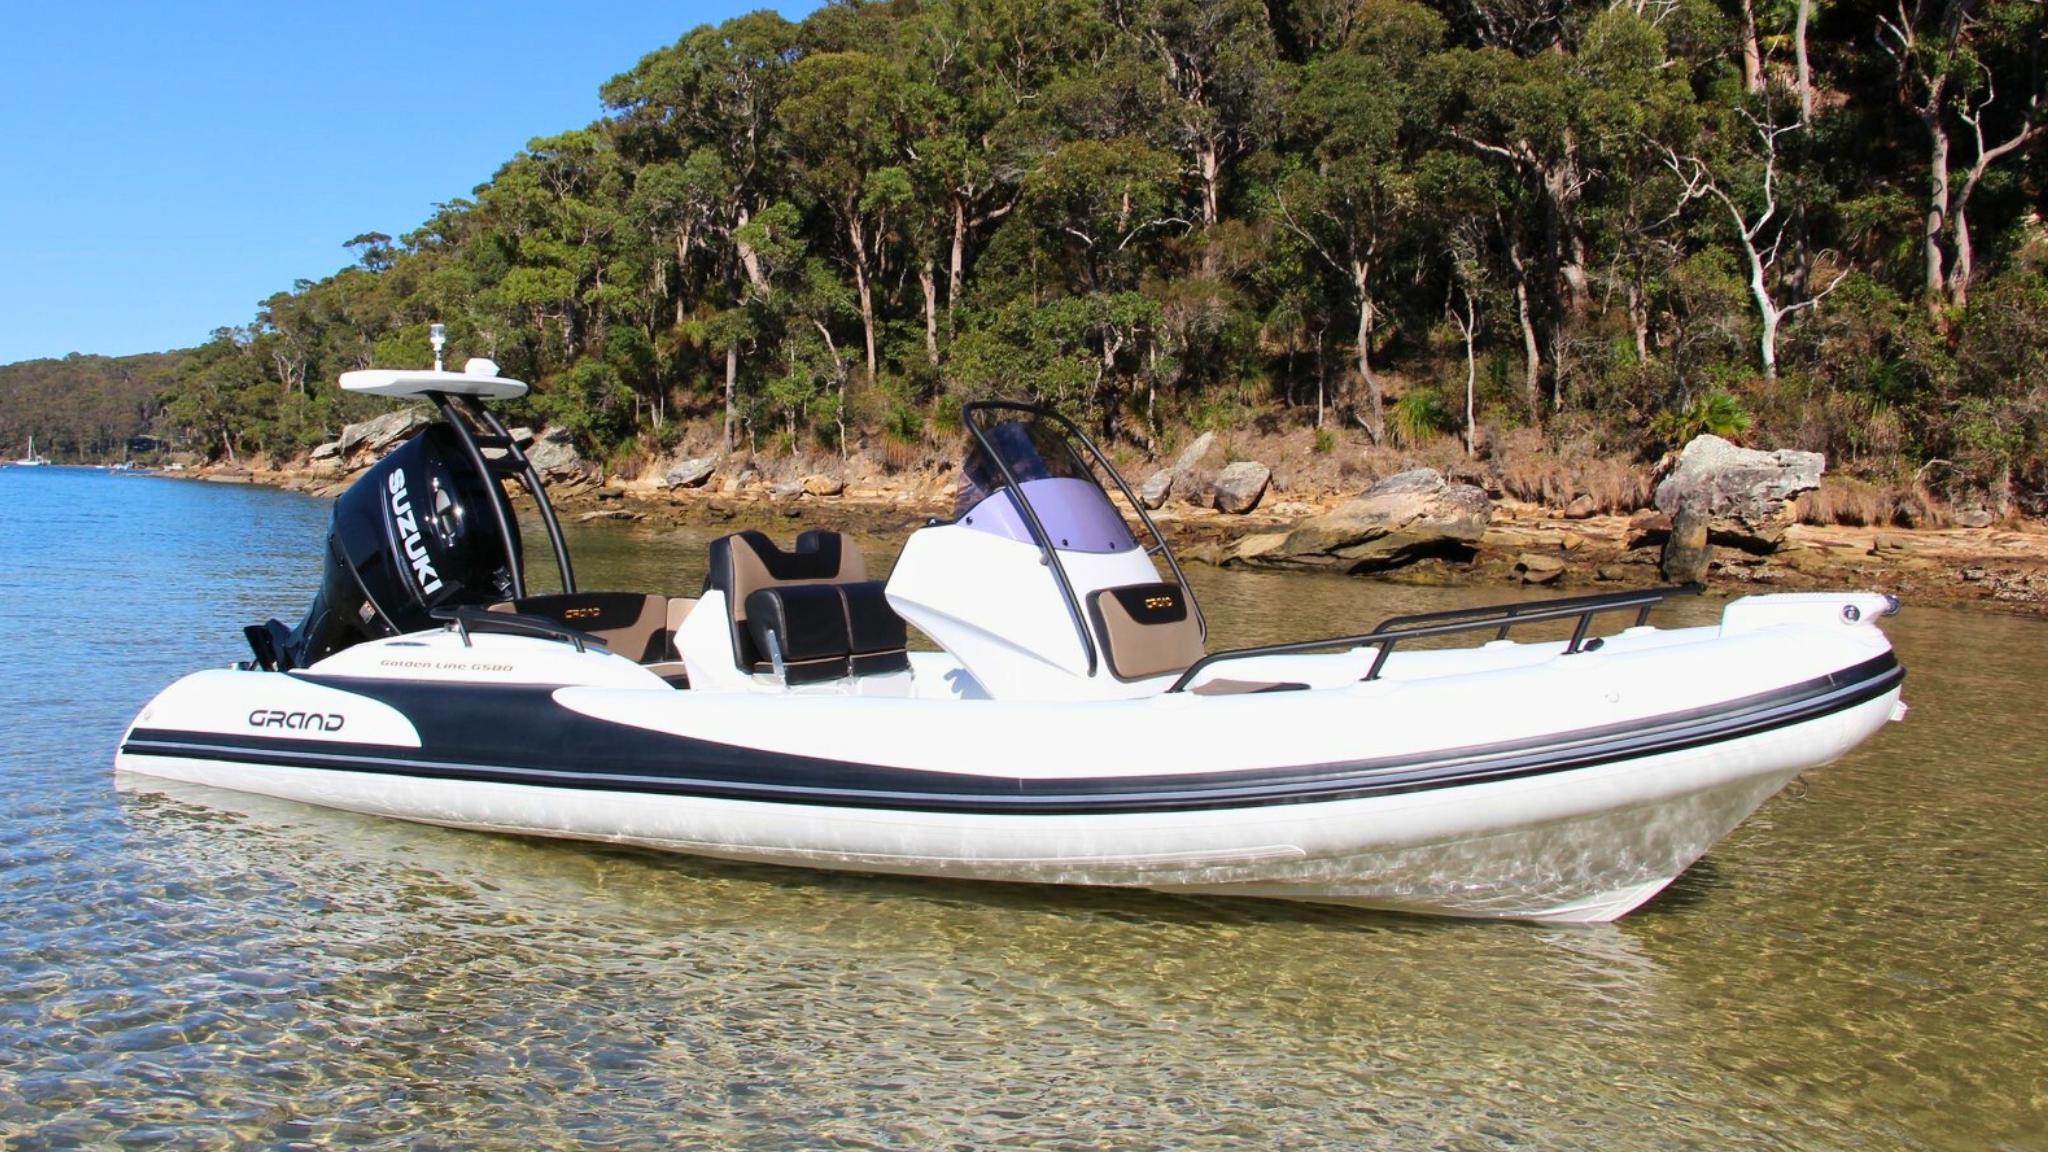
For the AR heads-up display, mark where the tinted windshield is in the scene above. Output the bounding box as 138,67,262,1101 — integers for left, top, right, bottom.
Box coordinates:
955,417,1136,554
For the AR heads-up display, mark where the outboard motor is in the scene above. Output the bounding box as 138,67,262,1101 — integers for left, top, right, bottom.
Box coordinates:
247,422,522,670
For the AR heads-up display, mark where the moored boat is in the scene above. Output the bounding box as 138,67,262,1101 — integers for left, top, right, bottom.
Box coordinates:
117,355,1906,922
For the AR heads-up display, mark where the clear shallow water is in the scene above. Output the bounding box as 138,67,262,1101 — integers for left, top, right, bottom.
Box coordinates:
2,468,2043,1150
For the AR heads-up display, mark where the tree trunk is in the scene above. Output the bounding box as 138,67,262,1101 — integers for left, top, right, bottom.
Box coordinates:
1738,0,1765,95
1922,115,1951,317
949,198,967,336
1507,231,1543,420
1795,0,1813,127
919,258,940,367
1352,261,1384,443
723,341,738,452
849,216,877,382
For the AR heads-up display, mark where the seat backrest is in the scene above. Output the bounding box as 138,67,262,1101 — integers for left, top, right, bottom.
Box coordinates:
704,530,869,671
1086,582,1205,682
489,591,673,663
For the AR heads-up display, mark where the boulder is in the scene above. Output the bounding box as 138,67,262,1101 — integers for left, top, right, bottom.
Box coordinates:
309,440,343,461
523,427,587,479
1211,461,1270,514
1172,431,1217,474
1954,507,1995,529
1653,435,1823,552
665,457,717,489
1515,553,1566,585
1232,468,1492,573
1660,505,1712,583
1137,470,1175,510
338,408,429,458
1564,493,1598,520
802,473,845,497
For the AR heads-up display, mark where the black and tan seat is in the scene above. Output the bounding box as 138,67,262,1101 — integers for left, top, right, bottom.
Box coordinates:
703,530,909,683
1086,582,1206,682
489,591,697,683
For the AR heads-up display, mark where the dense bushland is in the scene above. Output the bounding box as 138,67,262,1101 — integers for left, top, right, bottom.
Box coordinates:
36,1,2048,509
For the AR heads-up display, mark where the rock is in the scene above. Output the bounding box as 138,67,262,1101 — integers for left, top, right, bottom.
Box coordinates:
1652,434,1823,552
802,474,845,497
770,481,806,499
1561,531,1586,552
338,408,429,458
1564,494,1598,520
576,509,642,522
523,427,587,479
1660,504,1711,583
1223,532,1291,565
1595,565,1627,582
309,440,343,461
1954,507,1995,529
1211,461,1271,514
1961,565,1987,582
706,501,736,520
665,456,717,489
1629,508,1673,534
1137,470,1175,510
1515,553,1566,584
1245,468,1492,573
1171,431,1217,474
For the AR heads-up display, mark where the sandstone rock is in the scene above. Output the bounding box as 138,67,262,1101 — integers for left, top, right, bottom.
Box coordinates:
1653,434,1823,552
1954,507,1995,529
770,481,806,499
1661,505,1711,583
1596,565,1627,582
1561,531,1586,552
576,509,642,522
1172,431,1217,474
524,427,587,479
1515,552,1566,585
1242,468,1491,573
665,456,717,489
1564,494,1598,520
1211,461,1270,514
309,440,343,461
802,474,845,497
338,408,429,458
1137,470,1174,510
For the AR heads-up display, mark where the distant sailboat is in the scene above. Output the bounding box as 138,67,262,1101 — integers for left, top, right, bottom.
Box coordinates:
13,436,49,466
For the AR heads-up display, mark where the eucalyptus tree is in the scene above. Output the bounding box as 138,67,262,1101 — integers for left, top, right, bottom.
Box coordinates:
777,49,919,385
1267,0,1444,441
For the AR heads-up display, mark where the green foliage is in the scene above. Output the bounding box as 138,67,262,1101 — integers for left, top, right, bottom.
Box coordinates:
1652,389,1754,450
1390,386,1457,447
91,0,2042,510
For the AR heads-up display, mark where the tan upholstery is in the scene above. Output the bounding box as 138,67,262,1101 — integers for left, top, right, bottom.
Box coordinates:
705,531,875,674
489,592,672,664
1088,583,1205,681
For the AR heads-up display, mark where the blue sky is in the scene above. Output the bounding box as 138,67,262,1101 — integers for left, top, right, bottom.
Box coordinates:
0,2,816,365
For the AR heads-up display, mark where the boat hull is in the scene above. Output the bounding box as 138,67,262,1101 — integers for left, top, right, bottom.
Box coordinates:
116,653,1902,923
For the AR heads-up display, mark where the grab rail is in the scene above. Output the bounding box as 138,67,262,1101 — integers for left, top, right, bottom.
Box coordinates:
1163,584,1702,694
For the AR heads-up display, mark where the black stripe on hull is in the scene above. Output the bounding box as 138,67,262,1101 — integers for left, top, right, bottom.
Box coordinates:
122,653,1902,815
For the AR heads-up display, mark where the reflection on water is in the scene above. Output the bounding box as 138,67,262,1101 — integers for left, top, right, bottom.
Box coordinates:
2,469,2043,1149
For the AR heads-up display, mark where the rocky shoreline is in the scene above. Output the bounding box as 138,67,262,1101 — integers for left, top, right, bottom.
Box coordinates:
182,410,2048,618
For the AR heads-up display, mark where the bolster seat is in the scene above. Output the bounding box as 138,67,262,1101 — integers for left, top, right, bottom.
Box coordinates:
705,530,908,680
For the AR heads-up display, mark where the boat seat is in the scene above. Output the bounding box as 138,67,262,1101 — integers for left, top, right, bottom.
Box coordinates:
744,583,909,683
1086,581,1206,682
490,592,695,668
704,530,907,679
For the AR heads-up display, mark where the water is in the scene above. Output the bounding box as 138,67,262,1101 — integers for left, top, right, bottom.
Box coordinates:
2,467,2043,1150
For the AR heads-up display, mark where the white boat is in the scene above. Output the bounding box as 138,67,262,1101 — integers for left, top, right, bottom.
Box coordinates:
13,435,48,466
117,357,1906,922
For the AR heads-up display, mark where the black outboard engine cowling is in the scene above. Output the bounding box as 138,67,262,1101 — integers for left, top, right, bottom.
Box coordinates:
250,423,523,670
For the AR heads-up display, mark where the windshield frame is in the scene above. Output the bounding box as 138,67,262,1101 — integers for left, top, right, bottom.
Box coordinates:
957,400,1205,678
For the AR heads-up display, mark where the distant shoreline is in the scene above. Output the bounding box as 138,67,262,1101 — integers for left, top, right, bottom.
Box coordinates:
153,454,2048,619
